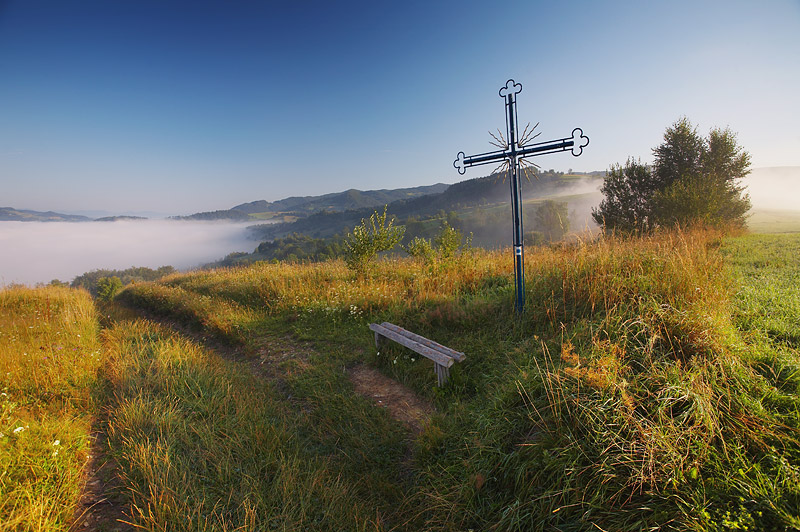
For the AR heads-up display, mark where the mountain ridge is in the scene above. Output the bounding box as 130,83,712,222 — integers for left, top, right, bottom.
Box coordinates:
0,207,92,222
231,183,450,215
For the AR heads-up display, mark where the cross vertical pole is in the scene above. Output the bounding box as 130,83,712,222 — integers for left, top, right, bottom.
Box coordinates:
505,89,525,313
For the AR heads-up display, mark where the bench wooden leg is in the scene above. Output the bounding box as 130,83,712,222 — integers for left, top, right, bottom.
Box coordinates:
435,363,450,387
374,331,386,350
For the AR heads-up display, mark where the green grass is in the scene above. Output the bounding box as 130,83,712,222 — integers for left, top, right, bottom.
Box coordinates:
722,233,800,347
746,208,800,234
101,317,407,531
116,229,800,530
4,228,800,531
0,286,101,531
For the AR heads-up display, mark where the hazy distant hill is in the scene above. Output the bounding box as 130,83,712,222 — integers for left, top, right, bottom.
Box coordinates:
172,209,253,222
0,207,91,222
232,184,450,215
248,171,604,241
94,215,148,222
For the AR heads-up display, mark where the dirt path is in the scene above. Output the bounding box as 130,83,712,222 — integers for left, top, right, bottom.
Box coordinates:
71,429,136,532
348,365,433,434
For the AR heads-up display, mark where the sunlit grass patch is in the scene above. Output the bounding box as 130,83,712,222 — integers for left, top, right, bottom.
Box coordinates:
0,286,101,531
102,317,406,531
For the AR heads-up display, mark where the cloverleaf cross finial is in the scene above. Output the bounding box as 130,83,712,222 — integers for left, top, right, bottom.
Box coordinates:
499,79,522,99
570,128,590,156
453,151,467,175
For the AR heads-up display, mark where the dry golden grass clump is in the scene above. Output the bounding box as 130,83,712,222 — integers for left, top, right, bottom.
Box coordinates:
0,286,101,530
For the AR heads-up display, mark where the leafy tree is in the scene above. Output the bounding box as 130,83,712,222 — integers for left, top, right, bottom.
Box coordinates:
593,118,751,232
652,117,706,190
344,205,404,273
593,159,656,232
534,200,570,241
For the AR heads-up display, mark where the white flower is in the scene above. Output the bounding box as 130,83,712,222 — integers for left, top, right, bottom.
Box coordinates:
52,440,60,446
13,426,24,434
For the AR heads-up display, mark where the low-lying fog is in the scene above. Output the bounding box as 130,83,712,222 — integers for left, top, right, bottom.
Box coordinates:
0,220,257,286
745,167,800,211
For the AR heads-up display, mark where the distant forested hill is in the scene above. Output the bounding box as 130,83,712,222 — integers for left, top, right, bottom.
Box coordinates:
248,171,604,241
0,207,92,222
231,184,450,215
172,209,253,221
94,215,148,222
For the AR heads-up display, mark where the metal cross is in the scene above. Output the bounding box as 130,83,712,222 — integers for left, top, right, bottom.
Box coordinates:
454,79,589,313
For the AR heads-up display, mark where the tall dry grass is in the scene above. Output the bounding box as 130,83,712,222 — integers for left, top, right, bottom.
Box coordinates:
0,286,101,531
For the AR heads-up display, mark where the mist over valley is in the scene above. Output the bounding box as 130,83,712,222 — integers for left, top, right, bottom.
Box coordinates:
0,219,257,286
2,166,797,287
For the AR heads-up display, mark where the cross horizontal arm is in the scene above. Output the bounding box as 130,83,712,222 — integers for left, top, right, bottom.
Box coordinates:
462,148,509,167
453,148,508,174
518,128,589,160
517,138,573,159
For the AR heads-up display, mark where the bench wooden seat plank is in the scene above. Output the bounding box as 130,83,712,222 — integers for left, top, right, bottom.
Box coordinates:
368,322,465,386
378,322,466,363
369,323,454,368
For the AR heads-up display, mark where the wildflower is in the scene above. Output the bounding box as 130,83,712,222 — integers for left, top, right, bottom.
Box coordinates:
13,426,24,434
53,440,60,446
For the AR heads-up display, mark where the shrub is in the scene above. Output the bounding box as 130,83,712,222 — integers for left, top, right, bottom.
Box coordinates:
96,276,123,301
404,236,435,263
344,205,404,273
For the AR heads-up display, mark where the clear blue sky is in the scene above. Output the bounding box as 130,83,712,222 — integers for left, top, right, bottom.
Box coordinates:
1,0,798,215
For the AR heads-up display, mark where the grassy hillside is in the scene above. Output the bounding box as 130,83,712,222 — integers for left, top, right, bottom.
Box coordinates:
3,230,799,530
114,229,800,531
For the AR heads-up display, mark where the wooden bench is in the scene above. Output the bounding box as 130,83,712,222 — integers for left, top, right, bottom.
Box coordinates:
368,322,466,387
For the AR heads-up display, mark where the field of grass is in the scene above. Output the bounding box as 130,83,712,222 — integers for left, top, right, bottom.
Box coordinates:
746,208,800,234
2,229,799,530
0,286,101,530
114,229,800,530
